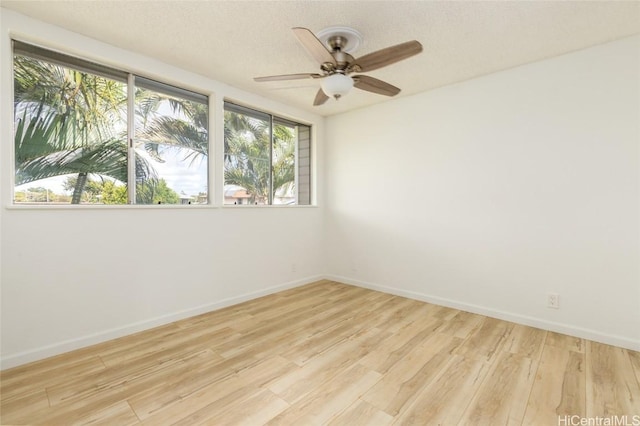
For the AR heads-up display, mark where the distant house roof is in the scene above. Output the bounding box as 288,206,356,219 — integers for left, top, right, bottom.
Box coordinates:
224,185,251,199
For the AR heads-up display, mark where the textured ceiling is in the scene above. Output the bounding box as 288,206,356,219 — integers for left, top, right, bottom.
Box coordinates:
2,1,639,116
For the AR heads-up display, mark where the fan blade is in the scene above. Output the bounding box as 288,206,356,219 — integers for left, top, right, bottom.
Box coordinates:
254,73,323,82
313,88,330,106
353,75,401,97
353,40,422,72
292,27,336,66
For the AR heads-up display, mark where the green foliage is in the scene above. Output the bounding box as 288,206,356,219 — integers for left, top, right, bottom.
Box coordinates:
100,178,181,205
223,111,296,204
136,179,180,204
14,188,71,203
135,88,208,164
101,180,128,204
63,175,106,203
13,55,133,203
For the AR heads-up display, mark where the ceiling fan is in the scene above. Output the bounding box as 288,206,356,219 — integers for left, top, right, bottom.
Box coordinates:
254,26,423,106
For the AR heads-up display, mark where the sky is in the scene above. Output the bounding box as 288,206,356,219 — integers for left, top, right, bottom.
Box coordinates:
137,148,208,196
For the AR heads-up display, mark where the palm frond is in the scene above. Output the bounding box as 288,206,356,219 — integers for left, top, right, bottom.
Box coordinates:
137,116,208,156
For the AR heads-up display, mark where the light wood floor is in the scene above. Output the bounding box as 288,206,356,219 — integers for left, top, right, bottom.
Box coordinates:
1,280,639,425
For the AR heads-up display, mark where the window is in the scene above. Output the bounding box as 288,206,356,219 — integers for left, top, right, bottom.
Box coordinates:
223,102,311,205
12,41,209,205
134,77,208,204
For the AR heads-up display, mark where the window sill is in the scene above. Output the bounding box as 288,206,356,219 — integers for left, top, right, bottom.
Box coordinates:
221,204,317,209
5,204,217,210
5,203,318,210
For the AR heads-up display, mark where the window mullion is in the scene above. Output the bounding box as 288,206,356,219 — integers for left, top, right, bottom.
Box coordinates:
294,126,299,205
269,114,274,205
127,73,136,204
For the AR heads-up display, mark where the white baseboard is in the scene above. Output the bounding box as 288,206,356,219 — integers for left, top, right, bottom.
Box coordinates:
325,274,640,352
0,275,323,370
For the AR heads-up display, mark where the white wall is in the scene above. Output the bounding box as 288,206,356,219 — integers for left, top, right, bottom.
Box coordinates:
325,35,640,350
0,9,326,369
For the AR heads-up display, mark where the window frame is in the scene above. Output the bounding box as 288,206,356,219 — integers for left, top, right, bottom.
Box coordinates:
8,39,316,210
223,100,312,207
11,40,211,207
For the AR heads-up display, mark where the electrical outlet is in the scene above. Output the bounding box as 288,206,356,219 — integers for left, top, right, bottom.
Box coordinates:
291,263,297,273
547,293,559,309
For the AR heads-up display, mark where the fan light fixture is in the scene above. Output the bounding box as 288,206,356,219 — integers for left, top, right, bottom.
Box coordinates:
254,27,423,106
321,73,354,100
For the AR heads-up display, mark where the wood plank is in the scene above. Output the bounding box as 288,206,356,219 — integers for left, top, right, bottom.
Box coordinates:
268,327,390,404
142,356,295,425
139,372,240,425
437,310,484,339
0,355,106,402
522,345,586,425
279,308,388,366
503,324,547,359
71,400,140,426
173,309,253,331
629,349,640,388
459,351,538,425
327,399,393,426
586,341,640,417
454,316,514,362
359,316,444,374
362,333,462,416
379,302,434,333
99,325,236,367
424,304,460,321
13,350,218,424
393,354,492,425
0,389,50,425
365,297,426,331
126,350,259,419
267,363,381,425
174,388,288,426
6,387,140,425
47,348,222,406
545,331,585,353
215,286,383,360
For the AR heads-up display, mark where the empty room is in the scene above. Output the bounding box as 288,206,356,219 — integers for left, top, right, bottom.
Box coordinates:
1,1,639,425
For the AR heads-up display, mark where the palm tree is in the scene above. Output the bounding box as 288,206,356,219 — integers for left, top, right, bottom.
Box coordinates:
271,124,296,200
13,55,159,203
133,88,209,204
13,54,214,204
223,110,296,204
224,113,271,203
